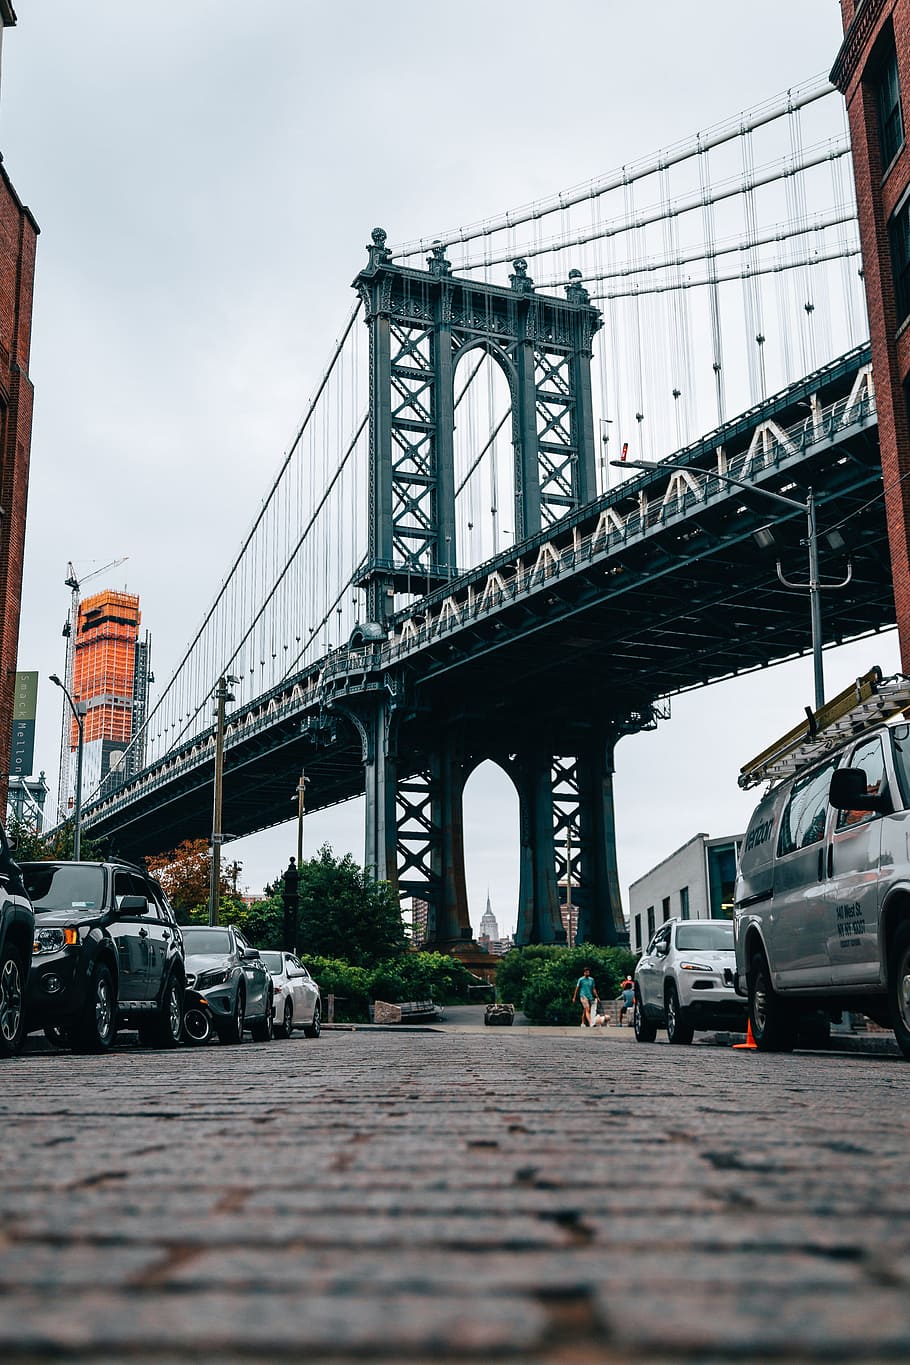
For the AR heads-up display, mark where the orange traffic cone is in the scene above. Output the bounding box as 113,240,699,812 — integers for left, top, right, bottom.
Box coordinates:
733,1019,757,1050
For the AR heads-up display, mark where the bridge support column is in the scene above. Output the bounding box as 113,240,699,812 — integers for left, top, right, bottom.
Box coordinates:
427,738,471,946
338,695,398,887
574,733,626,946
514,746,566,946
398,731,472,947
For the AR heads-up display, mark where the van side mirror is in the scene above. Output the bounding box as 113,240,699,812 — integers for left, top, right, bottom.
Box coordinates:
829,767,889,814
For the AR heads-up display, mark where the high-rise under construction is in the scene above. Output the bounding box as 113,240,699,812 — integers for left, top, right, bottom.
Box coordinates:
60,589,152,812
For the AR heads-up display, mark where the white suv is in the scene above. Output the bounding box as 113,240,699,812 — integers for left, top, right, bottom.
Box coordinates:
634,917,745,1044
734,670,910,1060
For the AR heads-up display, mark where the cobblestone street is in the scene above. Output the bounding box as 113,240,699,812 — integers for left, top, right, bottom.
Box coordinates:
1,1026,909,1361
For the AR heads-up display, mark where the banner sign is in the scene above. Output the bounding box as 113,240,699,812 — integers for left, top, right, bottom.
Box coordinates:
10,671,37,777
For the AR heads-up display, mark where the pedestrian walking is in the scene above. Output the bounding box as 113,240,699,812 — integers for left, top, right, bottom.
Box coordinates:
572,966,598,1027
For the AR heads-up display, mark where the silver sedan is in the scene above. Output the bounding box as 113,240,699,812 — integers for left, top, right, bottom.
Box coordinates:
260,951,321,1039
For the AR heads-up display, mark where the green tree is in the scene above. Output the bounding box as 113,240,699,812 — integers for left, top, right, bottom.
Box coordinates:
297,844,406,966
7,815,105,863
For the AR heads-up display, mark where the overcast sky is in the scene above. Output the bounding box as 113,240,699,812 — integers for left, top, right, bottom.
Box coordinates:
3,1,899,935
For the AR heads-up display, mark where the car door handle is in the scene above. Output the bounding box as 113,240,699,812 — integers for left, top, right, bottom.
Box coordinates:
138,928,149,938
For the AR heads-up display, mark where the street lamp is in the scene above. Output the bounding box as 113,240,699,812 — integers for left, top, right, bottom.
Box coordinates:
49,673,85,860
610,458,851,712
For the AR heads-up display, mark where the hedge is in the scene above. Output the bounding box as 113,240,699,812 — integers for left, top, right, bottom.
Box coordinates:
302,950,482,1023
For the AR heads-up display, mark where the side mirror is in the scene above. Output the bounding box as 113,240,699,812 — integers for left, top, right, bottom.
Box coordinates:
118,895,149,915
655,940,670,957
240,946,261,960
829,767,889,814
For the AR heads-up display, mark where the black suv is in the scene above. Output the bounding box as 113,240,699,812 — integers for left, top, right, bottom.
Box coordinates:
23,860,185,1053
0,822,34,1057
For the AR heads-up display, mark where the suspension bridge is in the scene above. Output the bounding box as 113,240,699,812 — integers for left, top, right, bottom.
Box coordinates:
81,76,894,945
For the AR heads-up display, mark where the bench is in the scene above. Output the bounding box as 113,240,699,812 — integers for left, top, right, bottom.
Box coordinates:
372,999,442,1024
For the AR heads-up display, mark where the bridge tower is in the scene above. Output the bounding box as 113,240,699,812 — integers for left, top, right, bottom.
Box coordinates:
343,229,631,947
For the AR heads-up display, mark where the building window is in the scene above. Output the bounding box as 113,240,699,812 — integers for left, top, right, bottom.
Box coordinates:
662,896,671,922
680,886,690,920
646,906,655,939
634,913,642,952
877,41,904,170
890,192,910,326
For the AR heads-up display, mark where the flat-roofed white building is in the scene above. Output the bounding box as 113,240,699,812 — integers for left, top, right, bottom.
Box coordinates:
628,833,742,954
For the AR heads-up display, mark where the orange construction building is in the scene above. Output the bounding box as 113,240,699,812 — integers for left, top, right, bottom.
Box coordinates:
63,589,150,806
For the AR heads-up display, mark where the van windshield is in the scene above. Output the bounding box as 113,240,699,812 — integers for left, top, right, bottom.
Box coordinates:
675,922,734,951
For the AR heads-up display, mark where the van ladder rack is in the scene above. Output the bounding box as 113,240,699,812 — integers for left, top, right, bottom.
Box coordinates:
738,667,910,789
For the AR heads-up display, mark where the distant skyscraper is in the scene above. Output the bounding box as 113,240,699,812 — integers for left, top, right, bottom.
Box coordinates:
61,590,151,808
479,892,499,942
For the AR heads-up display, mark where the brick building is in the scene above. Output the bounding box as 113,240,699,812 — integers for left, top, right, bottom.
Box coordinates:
0,4,39,807
832,1,910,663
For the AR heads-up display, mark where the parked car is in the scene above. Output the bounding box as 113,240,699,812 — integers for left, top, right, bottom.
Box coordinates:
0,822,34,1057
182,925,273,1043
260,950,321,1038
735,673,910,1059
22,860,185,1053
634,916,745,1044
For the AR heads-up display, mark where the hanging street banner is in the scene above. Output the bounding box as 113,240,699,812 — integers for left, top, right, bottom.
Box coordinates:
10,671,37,777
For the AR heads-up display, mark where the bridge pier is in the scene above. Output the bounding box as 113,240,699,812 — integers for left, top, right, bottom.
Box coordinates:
574,733,626,947
512,746,567,947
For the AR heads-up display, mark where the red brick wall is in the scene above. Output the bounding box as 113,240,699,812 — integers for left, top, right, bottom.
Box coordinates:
833,0,910,668
0,158,38,809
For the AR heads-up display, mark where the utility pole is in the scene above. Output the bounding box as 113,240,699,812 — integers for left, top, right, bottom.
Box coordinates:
208,675,236,926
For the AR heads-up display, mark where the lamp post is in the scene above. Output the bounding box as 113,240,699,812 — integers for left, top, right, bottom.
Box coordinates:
209,675,237,926
610,458,851,713
49,673,85,860
293,771,308,870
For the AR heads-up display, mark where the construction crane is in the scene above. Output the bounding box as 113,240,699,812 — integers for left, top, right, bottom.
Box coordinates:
56,556,128,823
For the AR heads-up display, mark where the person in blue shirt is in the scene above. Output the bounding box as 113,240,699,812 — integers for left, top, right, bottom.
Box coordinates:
572,966,599,1027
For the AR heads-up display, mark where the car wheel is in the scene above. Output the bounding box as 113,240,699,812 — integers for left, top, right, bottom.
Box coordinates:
748,950,795,1052
217,989,245,1045
250,995,274,1043
279,998,294,1038
74,963,116,1054
887,920,910,1061
633,990,656,1043
303,1001,321,1038
0,944,26,1057
665,982,694,1045
182,1004,212,1045
140,974,184,1048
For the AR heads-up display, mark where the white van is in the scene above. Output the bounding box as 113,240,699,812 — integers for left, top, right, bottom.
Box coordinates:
734,669,910,1060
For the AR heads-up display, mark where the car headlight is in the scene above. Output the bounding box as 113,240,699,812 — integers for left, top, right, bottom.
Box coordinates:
195,968,231,990
679,961,714,972
33,927,79,955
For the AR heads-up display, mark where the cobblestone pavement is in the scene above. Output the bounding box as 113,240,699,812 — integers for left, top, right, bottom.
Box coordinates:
1,1028,909,1362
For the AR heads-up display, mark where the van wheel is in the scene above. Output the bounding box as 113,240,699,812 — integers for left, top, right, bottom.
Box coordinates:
887,920,910,1061
748,951,795,1052
665,983,694,1045
633,990,656,1043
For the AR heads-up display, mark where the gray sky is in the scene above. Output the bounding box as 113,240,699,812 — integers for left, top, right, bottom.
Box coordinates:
4,1,899,935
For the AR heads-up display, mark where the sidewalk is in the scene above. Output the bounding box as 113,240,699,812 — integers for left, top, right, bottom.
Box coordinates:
331,1004,902,1054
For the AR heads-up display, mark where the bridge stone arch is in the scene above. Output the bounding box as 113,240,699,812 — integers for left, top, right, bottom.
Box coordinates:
353,230,603,626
